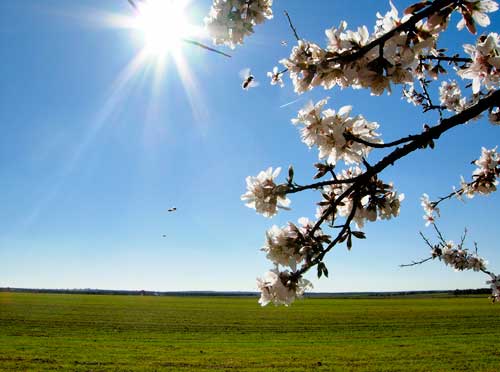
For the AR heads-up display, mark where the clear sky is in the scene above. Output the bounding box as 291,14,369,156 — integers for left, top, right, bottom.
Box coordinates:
0,0,498,292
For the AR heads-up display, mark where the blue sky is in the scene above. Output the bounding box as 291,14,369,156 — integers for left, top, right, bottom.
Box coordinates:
0,0,498,292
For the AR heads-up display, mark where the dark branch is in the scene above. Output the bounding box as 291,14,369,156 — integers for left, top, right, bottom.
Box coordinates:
420,78,443,119
295,198,359,277
419,55,472,63
289,89,500,278
419,231,434,250
286,89,500,196
432,223,447,245
326,0,459,64
344,132,418,149
284,10,300,41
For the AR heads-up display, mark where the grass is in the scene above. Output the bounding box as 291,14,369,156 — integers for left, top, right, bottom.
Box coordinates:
0,292,499,371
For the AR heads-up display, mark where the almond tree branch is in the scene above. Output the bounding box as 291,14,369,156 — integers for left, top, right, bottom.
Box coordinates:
401,225,496,280
326,0,459,63
286,89,499,196
294,198,359,277
288,89,499,278
429,164,500,209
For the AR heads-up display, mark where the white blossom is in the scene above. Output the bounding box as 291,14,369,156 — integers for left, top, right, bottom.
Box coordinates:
475,146,499,172
205,0,273,49
456,147,499,199
241,167,290,217
421,193,440,226
471,147,499,195
316,168,403,229
292,99,382,166
280,40,326,94
402,85,423,106
458,32,500,94
486,273,500,302
278,1,447,96
262,225,299,269
257,268,312,306
457,0,499,32
267,66,284,87
439,80,466,112
439,241,487,272
378,190,405,220
489,107,500,124
262,218,330,270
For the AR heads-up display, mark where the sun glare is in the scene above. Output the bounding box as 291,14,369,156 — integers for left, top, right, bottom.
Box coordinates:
133,0,197,55
88,0,209,135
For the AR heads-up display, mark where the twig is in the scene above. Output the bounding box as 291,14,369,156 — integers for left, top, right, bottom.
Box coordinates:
420,55,472,64
295,198,359,277
432,223,447,245
284,10,300,41
182,39,232,58
419,78,443,120
459,228,468,248
419,231,434,250
481,268,496,277
400,256,434,267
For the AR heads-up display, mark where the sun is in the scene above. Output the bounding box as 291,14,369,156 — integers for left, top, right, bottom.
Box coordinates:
132,0,198,55
82,0,211,131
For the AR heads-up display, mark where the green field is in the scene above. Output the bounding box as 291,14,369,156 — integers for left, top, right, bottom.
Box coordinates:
1,293,499,371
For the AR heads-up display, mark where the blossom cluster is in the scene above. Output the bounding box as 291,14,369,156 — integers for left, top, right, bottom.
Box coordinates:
292,99,382,165
422,147,499,223
460,146,499,198
241,167,290,217
317,168,404,229
490,107,500,124
204,0,273,49
256,268,312,306
262,217,331,271
487,273,500,302
421,193,439,226
439,80,465,112
458,32,500,94
278,2,498,98
278,3,433,95
431,241,487,271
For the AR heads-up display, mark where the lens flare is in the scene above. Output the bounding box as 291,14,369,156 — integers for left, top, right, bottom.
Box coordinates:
133,0,198,55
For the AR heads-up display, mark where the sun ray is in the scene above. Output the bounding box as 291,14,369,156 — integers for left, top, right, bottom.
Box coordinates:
171,49,209,127
23,50,150,228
